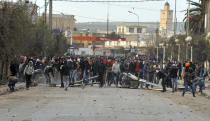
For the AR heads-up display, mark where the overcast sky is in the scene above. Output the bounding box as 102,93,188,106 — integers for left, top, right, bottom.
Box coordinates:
33,0,199,23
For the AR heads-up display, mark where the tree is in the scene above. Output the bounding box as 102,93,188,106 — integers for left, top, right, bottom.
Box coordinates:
167,34,210,63
184,0,208,35
0,2,67,84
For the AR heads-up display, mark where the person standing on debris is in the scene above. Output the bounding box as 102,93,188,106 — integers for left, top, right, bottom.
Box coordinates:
112,60,121,88
169,64,178,92
23,61,34,90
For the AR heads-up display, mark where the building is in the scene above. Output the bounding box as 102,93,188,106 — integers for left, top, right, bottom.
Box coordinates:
115,25,153,48
72,32,105,48
159,2,173,37
47,14,76,33
117,25,146,35
46,14,76,45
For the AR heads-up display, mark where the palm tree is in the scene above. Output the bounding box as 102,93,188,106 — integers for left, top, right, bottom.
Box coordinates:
184,0,208,35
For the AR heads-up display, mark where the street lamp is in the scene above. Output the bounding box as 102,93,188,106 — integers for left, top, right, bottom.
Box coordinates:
128,11,139,26
128,10,140,48
185,36,192,61
162,42,166,64
175,39,180,62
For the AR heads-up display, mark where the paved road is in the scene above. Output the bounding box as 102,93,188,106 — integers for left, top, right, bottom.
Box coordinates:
0,86,209,121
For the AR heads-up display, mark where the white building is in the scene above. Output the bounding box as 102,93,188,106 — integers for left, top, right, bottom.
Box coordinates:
104,25,153,48
117,25,146,35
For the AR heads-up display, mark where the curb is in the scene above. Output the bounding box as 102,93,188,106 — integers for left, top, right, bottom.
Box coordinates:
0,83,25,96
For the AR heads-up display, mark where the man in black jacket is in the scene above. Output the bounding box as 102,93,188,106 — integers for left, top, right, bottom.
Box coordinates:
93,58,100,83
170,64,178,92
60,60,69,90
119,61,126,86
98,59,106,88
129,60,136,74
82,58,91,87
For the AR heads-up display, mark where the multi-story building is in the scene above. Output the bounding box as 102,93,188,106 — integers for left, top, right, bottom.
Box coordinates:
47,14,76,33
46,14,76,45
117,25,146,35
72,32,105,48
115,25,153,48
159,2,173,37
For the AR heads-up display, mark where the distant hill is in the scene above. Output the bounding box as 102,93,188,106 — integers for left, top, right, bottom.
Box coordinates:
75,22,185,33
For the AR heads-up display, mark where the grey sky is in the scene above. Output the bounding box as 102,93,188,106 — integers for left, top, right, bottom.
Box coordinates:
34,0,199,23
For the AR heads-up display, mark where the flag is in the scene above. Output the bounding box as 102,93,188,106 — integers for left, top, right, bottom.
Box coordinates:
187,8,193,21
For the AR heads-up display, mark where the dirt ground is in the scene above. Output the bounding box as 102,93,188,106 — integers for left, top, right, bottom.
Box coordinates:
0,85,210,121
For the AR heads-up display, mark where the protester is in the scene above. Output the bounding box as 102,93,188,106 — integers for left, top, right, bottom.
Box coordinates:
170,64,178,92
98,59,106,88
8,75,18,92
112,60,121,88
7,54,207,98
23,61,34,90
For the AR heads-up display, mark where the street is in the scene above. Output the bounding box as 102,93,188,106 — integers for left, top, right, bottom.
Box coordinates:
0,86,210,121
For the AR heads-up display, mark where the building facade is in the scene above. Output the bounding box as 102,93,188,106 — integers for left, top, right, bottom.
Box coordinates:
115,25,153,48
117,25,146,35
159,2,173,36
47,14,76,33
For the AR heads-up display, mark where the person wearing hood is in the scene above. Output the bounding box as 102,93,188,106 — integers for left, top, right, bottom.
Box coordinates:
98,59,106,88
170,64,178,92
24,61,34,89
112,60,120,88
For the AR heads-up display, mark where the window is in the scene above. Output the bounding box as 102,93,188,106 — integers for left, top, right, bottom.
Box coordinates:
122,28,124,33
137,28,142,33
129,28,134,33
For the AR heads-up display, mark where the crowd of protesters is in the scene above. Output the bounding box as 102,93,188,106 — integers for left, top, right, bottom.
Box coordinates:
8,55,209,97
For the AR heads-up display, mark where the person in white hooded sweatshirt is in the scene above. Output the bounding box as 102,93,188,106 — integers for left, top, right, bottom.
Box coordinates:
24,61,34,90
112,60,121,88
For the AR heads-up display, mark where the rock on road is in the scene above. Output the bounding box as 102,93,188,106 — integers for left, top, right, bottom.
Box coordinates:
0,86,210,121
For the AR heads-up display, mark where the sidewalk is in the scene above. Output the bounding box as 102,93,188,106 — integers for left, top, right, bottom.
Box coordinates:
203,80,210,98
0,82,25,95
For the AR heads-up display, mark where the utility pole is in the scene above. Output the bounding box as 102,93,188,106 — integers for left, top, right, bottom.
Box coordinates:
186,0,190,60
174,0,177,36
106,4,109,37
49,0,52,30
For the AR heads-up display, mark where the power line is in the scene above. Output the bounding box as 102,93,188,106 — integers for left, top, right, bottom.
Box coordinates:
102,3,160,11
49,0,164,29
53,0,164,2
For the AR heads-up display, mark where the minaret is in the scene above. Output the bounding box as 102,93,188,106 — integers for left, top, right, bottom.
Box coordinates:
160,2,173,36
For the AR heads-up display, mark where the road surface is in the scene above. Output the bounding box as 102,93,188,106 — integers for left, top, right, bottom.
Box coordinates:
0,86,210,121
